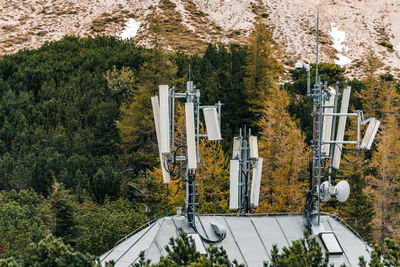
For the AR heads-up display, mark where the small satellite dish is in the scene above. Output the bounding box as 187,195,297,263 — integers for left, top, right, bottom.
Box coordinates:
334,180,350,202
320,181,331,202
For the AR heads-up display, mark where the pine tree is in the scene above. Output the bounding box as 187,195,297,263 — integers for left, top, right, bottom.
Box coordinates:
49,182,77,245
359,238,400,266
267,230,329,267
0,234,102,266
133,228,243,267
337,171,375,242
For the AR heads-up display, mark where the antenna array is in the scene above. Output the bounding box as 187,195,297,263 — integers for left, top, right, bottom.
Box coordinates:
151,81,222,228
229,128,262,214
299,9,380,228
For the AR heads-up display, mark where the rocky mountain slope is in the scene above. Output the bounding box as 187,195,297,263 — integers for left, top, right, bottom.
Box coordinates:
1,0,400,78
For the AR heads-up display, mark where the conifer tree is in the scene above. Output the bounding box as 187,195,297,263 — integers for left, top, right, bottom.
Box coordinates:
327,110,375,242
244,18,308,213
49,182,77,245
366,81,400,241
133,228,242,267
359,238,400,267
267,230,329,267
256,83,309,213
196,138,230,214
0,234,102,266
116,10,179,172
244,18,283,121
336,170,375,242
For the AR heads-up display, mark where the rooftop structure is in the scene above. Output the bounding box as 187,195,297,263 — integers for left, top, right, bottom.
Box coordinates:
100,214,371,267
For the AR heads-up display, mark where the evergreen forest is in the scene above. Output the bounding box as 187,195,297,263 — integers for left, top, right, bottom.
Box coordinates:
0,16,399,266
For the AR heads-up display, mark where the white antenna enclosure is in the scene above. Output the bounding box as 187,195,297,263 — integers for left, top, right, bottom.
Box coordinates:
249,136,258,159
250,158,263,207
151,96,161,152
203,107,222,140
232,137,241,159
159,85,170,154
332,86,351,169
151,95,170,183
360,118,380,150
334,180,350,202
229,160,240,210
185,102,197,169
321,87,336,156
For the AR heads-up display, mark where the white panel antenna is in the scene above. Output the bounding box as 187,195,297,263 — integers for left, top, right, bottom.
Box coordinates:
151,96,161,152
151,96,170,183
360,118,380,150
249,136,258,159
332,86,351,169
321,87,336,156
250,158,263,207
185,102,197,169
159,154,171,184
232,137,241,159
203,107,222,140
229,160,240,210
159,85,170,153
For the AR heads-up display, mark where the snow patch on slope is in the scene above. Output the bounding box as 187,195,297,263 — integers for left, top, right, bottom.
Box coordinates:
395,43,400,55
120,19,141,40
329,23,351,67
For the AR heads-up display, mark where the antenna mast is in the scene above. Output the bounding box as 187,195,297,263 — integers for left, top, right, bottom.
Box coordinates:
151,81,223,229
229,128,262,214
303,7,379,229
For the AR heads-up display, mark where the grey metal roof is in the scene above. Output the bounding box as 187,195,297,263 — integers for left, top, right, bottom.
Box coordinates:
100,214,371,267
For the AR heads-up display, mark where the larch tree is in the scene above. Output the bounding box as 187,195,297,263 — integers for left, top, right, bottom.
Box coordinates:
196,138,230,214
244,19,308,212
244,18,283,122
366,81,400,241
116,10,179,172
256,86,309,212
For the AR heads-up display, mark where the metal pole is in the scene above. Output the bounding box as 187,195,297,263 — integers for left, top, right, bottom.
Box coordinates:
317,78,323,226
241,138,248,215
315,8,319,82
307,67,311,96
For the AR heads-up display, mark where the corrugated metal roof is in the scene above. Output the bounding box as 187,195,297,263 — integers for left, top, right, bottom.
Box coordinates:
100,214,371,267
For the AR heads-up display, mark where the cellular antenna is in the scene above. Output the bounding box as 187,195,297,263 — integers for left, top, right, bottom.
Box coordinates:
229,128,262,214
151,81,224,242
299,9,380,228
